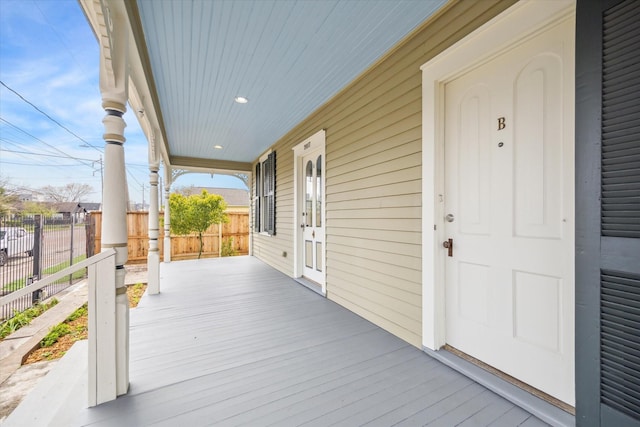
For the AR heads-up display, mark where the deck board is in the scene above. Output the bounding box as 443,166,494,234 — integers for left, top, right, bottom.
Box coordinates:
67,257,546,426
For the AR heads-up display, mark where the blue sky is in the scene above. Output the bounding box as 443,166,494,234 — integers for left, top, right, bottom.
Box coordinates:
0,0,246,206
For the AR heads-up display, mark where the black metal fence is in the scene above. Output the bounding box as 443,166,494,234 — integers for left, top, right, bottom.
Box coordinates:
0,214,88,321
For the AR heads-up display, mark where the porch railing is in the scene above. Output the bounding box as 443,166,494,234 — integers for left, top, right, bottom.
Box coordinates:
0,249,118,407
1,214,88,321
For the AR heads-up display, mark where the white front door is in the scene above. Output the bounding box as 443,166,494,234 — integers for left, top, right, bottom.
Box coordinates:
443,17,574,404
301,150,324,285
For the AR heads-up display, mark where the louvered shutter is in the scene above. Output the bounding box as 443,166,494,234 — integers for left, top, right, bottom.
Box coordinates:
599,1,640,423
601,0,640,237
576,0,640,424
266,151,276,235
254,162,261,232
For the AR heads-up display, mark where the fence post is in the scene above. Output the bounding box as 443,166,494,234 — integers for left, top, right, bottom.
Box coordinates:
31,215,43,303
70,213,75,285
87,213,97,258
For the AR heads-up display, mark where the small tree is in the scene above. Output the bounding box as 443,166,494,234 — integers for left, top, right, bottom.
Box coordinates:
0,176,19,215
21,201,57,217
169,190,228,258
0,187,18,216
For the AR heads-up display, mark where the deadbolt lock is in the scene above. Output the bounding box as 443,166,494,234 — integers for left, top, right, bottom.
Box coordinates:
443,238,453,257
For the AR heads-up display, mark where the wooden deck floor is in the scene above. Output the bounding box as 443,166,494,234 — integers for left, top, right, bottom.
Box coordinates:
75,257,546,425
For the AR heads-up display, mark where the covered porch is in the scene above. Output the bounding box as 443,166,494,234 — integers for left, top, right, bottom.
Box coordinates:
7,256,550,426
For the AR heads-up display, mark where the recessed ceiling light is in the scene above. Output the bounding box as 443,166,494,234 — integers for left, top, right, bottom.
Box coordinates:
214,145,223,149
234,96,248,104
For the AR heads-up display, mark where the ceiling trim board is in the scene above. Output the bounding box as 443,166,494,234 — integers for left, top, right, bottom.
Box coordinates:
124,0,172,168
170,156,252,173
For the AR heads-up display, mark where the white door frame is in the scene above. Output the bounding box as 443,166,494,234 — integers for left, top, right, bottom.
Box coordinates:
292,129,326,292
420,0,575,350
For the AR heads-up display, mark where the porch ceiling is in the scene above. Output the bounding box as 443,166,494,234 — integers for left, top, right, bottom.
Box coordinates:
132,0,447,169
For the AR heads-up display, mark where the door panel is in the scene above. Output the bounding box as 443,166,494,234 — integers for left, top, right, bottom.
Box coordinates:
444,18,574,404
458,86,492,236
301,151,324,284
514,54,564,239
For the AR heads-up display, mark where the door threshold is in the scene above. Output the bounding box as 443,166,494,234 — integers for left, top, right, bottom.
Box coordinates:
293,277,325,297
423,345,575,427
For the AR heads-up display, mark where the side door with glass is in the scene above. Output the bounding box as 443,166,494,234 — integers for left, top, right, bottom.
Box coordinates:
301,151,324,284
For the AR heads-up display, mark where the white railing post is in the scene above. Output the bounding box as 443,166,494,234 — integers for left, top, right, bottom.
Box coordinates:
88,251,117,406
147,165,160,294
163,168,172,262
98,0,130,400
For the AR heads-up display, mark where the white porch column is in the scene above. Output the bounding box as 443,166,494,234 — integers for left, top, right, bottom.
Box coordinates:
163,167,172,262
147,164,160,294
98,0,129,398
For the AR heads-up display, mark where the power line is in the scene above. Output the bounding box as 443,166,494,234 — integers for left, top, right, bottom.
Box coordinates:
0,139,84,176
0,80,101,152
0,161,88,167
126,168,143,187
1,141,149,170
33,0,88,74
0,148,98,162
0,129,63,159
0,117,93,167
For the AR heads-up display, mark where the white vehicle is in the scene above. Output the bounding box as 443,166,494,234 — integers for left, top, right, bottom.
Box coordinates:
0,227,35,266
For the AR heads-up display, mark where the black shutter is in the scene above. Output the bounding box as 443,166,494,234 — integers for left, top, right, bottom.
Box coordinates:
254,162,261,232
576,0,640,425
600,270,640,421
601,0,640,238
600,2,640,423
266,151,276,236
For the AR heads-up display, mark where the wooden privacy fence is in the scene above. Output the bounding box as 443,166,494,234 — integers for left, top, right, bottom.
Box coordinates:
89,211,249,264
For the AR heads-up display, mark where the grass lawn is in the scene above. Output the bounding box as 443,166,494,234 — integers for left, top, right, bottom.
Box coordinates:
24,283,147,364
2,255,87,292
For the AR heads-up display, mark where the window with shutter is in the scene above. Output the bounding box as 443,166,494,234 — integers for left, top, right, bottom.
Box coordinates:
254,151,276,235
254,161,261,232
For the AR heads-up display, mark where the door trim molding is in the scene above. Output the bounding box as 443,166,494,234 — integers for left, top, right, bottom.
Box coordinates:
420,0,575,350
292,129,326,293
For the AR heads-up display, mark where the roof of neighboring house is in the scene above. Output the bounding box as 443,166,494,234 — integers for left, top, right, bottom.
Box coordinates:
80,202,101,212
39,202,101,213
183,187,250,207
49,202,84,213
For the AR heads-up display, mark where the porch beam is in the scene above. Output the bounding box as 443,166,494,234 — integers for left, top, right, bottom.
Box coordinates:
169,155,252,173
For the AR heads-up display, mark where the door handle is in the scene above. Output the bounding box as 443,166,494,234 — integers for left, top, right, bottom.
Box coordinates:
301,223,305,229
443,238,453,257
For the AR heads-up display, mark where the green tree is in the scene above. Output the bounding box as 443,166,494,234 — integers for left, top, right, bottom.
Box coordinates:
169,190,228,259
0,187,18,216
0,176,18,215
21,201,57,217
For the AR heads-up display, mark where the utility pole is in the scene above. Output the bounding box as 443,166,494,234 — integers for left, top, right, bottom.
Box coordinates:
141,183,146,211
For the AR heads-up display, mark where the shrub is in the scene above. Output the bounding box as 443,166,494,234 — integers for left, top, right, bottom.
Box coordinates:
41,323,72,347
0,299,59,339
221,237,238,257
